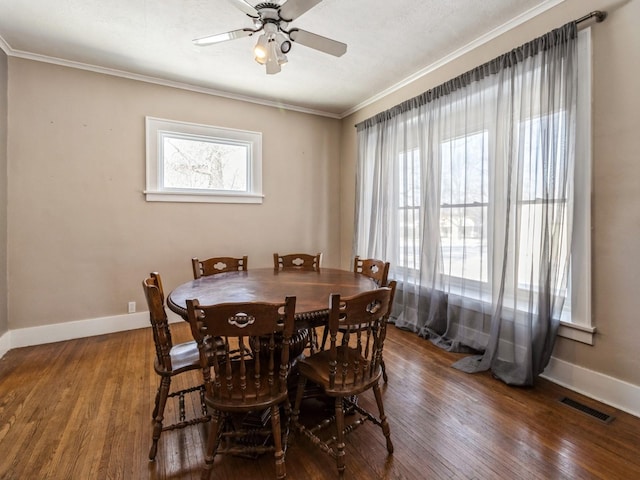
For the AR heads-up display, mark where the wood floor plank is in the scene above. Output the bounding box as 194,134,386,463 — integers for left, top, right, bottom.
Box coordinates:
1,322,640,479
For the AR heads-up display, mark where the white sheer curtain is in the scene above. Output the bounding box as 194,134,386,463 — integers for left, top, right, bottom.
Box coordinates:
354,22,578,386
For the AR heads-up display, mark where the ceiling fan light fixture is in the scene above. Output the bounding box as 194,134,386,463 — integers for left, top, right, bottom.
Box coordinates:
265,39,282,74
253,34,269,64
276,32,292,54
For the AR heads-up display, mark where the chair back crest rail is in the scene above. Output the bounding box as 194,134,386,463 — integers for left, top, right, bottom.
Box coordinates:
273,252,322,272
192,255,248,279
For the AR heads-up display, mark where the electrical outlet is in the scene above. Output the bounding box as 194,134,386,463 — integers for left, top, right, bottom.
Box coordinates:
128,301,136,313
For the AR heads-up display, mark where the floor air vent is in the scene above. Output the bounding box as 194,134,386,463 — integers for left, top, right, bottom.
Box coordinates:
559,397,615,423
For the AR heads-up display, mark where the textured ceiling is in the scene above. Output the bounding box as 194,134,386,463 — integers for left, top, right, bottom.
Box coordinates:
0,0,558,117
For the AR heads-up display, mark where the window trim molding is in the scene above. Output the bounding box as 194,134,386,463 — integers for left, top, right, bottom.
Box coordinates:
144,116,264,204
563,27,593,342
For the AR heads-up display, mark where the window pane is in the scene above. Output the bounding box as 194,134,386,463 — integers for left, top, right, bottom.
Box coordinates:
399,148,421,270
520,112,568,201
161,135,248,191
440,206,488,282
440,132,488,282
399,148,420,208
441,132,488,205
517,113,570,292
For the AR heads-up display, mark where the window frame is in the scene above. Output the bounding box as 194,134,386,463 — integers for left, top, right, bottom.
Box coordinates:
144,116,263,204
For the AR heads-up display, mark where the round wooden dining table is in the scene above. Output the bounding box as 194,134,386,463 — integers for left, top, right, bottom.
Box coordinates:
166,267,378,328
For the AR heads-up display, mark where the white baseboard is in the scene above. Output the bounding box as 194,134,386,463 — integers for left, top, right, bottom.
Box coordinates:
541,356,640,419
5,310,183,350
1,314,638,419
0,329,10,359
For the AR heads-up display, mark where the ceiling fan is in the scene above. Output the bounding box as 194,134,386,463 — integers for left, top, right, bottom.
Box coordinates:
193,0,347,74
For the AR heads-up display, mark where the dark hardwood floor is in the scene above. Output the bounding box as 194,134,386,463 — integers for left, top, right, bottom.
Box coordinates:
1,322,639,479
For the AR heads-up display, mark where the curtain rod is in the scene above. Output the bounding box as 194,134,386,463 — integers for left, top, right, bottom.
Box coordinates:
576,10,607,25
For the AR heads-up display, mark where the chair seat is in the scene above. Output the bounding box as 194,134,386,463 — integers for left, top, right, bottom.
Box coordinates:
154,340,201,376
296,346,382,396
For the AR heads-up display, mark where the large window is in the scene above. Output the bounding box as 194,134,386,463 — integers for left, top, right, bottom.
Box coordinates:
392,28,593,343
145,117,263,203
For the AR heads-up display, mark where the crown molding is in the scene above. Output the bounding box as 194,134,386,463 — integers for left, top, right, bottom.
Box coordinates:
0,35,341,119
0,34,11,56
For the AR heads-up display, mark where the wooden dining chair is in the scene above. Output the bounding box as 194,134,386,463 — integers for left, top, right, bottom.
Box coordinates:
142,272,210,461
292,282,396,478
354,255,391,381
273,252,322,271
273,252,322,353
186,296,297,480
192,255,248,279
320,256,392,381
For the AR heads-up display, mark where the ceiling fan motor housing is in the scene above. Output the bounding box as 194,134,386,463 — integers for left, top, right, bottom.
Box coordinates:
254,2,282,11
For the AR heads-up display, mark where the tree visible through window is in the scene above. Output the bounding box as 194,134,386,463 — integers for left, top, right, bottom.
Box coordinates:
161,135,248,191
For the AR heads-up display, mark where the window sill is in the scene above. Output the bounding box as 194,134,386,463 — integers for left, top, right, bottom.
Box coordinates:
396,279,595,345
144,190,264,204
558,321,595,345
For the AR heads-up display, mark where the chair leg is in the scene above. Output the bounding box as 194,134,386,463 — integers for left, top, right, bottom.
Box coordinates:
372,383,393,454
149,376,171,461
281,398,292,448
320,326,329,351
270,404,286,479
334,396,346,478
201,410,222,480
291,375,307,430
381,356,388,383
152,384,161,420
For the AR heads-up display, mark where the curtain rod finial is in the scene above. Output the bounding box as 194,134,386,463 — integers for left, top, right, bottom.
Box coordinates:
594,11,607,22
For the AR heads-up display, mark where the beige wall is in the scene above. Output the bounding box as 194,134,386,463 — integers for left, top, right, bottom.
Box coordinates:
0,48,7,335
340,0,640,386
7,58,342,328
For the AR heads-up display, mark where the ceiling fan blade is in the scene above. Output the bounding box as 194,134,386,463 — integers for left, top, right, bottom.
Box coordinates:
225,0,259,17
193,28,254,46
279,0,322,21
289,29,347,57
